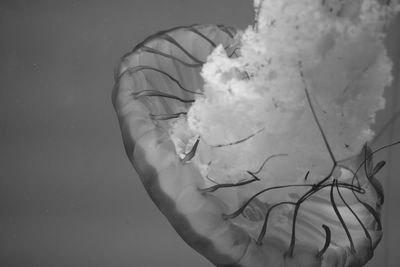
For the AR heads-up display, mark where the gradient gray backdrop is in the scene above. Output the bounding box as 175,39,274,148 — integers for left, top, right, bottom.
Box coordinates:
0,1,399,267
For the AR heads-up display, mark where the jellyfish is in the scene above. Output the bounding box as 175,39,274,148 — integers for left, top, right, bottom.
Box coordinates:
112,1,399,266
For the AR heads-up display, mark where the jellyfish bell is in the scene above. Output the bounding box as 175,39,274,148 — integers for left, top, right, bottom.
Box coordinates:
113,25,251,264
112,1,398,266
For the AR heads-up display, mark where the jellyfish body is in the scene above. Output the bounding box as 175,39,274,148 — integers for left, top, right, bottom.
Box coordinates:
112,24,386,266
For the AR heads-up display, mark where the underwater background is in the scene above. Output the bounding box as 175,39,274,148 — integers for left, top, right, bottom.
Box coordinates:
0,1,399,266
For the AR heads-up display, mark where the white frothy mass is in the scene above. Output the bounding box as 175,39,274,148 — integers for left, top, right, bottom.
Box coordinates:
170,0,398,194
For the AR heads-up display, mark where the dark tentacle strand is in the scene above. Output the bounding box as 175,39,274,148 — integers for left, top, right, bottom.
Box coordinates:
132,90,195,103
300,61,336,164
182,138,200,163
372,161,386,176
335,179,373,249
251,154,288,175
217,25,236,38
228,47,240,58
150,112,187,121
316,224,331,259
330,180,356,254
199,154,286,193
199,175,259,193
157,34,205,64
256,201,296,246
141,46,203,68
212,128,264,148
187,27,217,48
